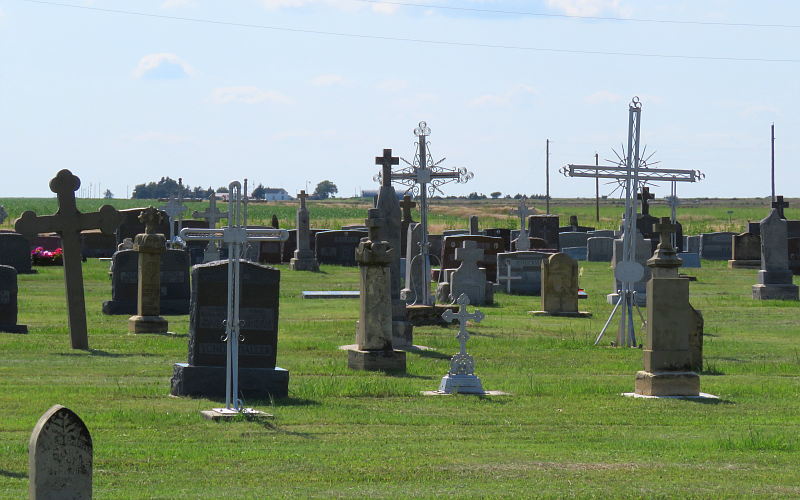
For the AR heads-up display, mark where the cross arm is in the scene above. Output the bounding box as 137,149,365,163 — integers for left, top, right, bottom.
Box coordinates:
563,164,702,183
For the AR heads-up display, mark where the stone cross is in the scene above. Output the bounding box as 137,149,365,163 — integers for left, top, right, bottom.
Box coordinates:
0,205,7,226
29,405,92,500
648,216,681,274
637,187,655,215
773,195,789,219
512,199,532,250
375,148,399,188
455,240,484,270
400,195,416,222
497,260,523,294
298,189,309,208
140,206,164,235
160,197,188,241
15,169,121,350
441,293,484,376
192,194,228,229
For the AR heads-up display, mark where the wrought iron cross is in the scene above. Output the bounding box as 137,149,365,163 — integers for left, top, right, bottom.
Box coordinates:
441,293,484,376
637,186,655,215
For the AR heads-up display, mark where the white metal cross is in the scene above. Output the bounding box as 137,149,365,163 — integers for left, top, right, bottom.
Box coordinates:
160,197,188,242
441,293,484,376
180,181,288,414
192,193,229,229
511,199,532,251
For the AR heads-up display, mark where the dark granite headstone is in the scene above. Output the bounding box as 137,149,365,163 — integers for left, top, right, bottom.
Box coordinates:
484,228,512,250
102,249,190,315
315,230,367,266
527,215,559,249
789,237,800,275
440,235,504,282
30,233,62,252
0,265,26,333
0,232,33,274
281,228,325,262
80,230,117,258
115,208,170,246
700,232,736,260
496,251,550,295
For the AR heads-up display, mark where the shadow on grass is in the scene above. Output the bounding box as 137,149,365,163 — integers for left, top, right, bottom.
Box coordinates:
56,349,159,358
384,372,434,380
0,469,27,479
689,397,735,405
411,349,451,360
250,419,316,439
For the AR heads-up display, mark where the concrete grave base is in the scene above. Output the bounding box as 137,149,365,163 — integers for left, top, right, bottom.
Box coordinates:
422,390,510,396
634,370,700,397
752,283,799,301
289,258,319,272
170,363,289,399
406,304,459,326
391,320,414,350
200,408,274,421
728,259,761,269
607,292,647,307
128,315,168,334
437,374,485,394
341,345,406,372
0,323,28,334
623,392,718,400
529,310,592,318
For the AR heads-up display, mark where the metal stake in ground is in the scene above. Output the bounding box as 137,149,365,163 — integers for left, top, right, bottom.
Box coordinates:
376,121,474,306
15,169,121,349
180,181,288,416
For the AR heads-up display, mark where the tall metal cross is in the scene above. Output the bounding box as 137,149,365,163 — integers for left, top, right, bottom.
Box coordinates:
376,121,474,306
160,197,187,242
773,195,789,219
180,181,289,414
441,293,484,377
15,169,121,349
511,198,533,250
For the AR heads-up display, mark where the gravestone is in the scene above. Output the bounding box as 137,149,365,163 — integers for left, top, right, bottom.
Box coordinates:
346,209,405,371
440,235,504,282
128,207,168,334
0,265,27,333
528,215,559,249
15,169,122,350
635,187,659,241
484,228,512,250
700,232,735,260
102,249,190,315
559,231,590,250
448,241,488,305
587,237,614,262
469,215,480,235
289,191,319,271
608,232,652,306
401,223,426,304
531,253,590,317
728,232,761,269
434,294,491,395
562,246,587,261
589,230,615,238
678,252,701,268
635,217,701,397
496,251,550,295
315,230,367,267
685,235,701,254
271,214,280,228
752,209,799,300
428,234,444,261
399,195,416,258
31,233,62,252
29,405,92,500
512,236,551,252
789,238,800,275
170,260,289,399
0,232,33,274
115,208,169,246
559,215,594,233
80,230,116,259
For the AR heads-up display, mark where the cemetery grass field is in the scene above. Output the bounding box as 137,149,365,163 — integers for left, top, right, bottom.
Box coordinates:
0,197,798,498
1,256,800,497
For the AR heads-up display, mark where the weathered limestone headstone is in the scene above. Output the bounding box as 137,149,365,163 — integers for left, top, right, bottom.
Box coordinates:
448,241,487,305
0,264,27,333
531,253,590,317
15,169,121,349
128,208,168,334
346,209,406,371
289,190,319,271
29,405,92,500
752,208,799,300
634,217,701,396
469,215,480,235
728,232,761,269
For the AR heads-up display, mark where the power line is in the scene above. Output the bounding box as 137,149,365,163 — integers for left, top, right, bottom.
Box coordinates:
18,0,800,64
355,0,800,30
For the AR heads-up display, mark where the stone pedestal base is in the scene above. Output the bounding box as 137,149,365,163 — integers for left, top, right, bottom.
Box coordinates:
0,323,28,334
438,374,485,394
345,347,406,372
529,310,592,318
392,320,414,349
128,315,168,334
200,408,273,421
728,259,760,269
170,363,289,399
634,370,700,397
607,293,647,307
752,283,799,301
290,258,319,272
406,304,459,326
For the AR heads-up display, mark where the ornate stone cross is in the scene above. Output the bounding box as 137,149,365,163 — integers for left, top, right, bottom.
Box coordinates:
160,197,187,241
192,194,228,229
637,187,655,215
455,240,484,271
441,293,484,377
773,195,789,219
648,216,681,273
511,198,532,250
297,189,309,208
15,169,121,349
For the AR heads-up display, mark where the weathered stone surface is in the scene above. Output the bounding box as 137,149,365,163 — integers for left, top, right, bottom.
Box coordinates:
0,265,27,333
539,253,581,315
289,191,320,271
29,405,92,500
753,209,799,300
129,208,168,334
440,235,504,282
700,232,736,260
729,232,761,269
0,232,33,274
102,249,190,315
496,251,550,295
115,208,169,246
449,241,487,305
587,237,614,262
347,348,406,371
527,215,559,249
401,223,426,304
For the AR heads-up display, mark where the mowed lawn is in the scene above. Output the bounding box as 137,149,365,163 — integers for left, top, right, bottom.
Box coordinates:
1,251,799,498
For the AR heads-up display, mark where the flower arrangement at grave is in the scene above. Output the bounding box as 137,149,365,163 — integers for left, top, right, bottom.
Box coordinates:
31,247,64,266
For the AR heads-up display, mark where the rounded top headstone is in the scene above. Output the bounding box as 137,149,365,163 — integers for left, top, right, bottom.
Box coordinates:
615,260,645,282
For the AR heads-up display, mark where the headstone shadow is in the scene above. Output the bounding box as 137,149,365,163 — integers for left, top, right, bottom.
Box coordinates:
55,349,159,358
0,469,26,479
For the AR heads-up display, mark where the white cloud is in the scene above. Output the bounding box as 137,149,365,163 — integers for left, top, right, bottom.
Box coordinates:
210,86,292,105
546,0,629,17
585,90,623,104
161,0,195,7
311,74,347,86
259,0,397,14
469,84,537,107
128,132,193,144
133,53,194,79
376,79,408,92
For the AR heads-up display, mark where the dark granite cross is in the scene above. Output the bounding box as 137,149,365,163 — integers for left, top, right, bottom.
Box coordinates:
637,187,655,215
375,148,399,188
297,190,309,209
15,169,121,349
653,216,677,250
400,195,416,222
139,207,164,235
772,195,789,219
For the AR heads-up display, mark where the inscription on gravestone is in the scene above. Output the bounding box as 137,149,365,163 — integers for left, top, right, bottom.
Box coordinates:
315,230,367,266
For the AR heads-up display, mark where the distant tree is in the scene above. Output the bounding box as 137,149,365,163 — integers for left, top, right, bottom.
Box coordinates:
513,193,523,199
216,186,229,194
490,191,501,199
131,176,191,199
251,183,267,200
313,180,338,200
103,189,113,199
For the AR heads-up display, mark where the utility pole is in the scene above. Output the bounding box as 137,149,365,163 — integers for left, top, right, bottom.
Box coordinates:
545,139,550,214
595,152,600,222
771,123,776,202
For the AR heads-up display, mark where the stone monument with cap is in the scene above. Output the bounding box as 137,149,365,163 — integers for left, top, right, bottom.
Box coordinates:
128,207,169,334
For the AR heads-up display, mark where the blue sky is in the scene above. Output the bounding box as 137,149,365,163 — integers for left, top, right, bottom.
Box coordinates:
1,0,798,200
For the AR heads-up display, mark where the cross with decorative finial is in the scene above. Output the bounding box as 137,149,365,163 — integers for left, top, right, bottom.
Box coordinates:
400,195,416,222
441,293,484,377
511,198,532,230
455,240,484,271
139,207,164,235
375,149,399,188
648,216,681,270
773,195,789,219
637,187,655,215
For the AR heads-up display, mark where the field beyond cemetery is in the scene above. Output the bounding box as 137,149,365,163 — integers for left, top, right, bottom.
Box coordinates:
1,198,799,498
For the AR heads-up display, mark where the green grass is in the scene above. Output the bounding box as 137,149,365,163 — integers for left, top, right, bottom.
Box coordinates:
1,247,799,498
